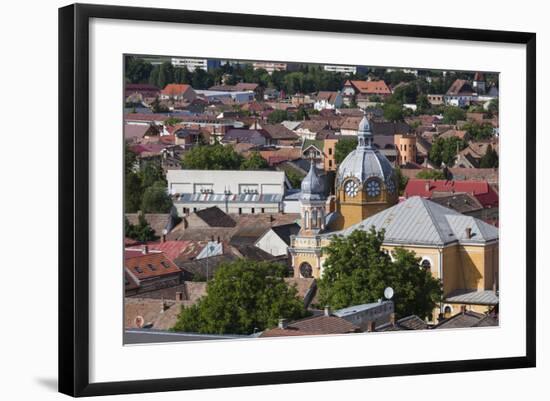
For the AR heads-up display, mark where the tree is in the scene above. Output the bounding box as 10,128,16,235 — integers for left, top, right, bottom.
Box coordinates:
416,169,446,180
139,162,166,188
267,109,289,124
416,94,431,113
125,57,154,84
150,96,169,113
462,121,493,141
173,259,308,334
428,136,467,167
125,214,156,242
285,169,304,189
479,145,499,168
383,103,404,122
334,137,357,164
394,167,409,195
318,228,442,319
240,151,268,170
141,181,173,213
487,98,499,114
442,106,466,124
181,144,244,170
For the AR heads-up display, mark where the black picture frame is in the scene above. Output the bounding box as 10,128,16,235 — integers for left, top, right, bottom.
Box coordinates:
59,3,536,397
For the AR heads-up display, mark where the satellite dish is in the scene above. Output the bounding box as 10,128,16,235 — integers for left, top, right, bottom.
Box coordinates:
384,287,394,300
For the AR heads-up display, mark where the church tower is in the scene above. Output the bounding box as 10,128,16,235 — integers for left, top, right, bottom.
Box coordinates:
329,116,398,230
289,160,327,279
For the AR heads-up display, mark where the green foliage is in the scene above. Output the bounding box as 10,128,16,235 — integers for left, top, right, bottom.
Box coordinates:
150,96,169,113
125,214,156,242
285,169,304,189
416,169,446,180
382,103,404,122
173,259,308,334
462,121,494,141
125,142,137,175
394,167,409,195
240,151,269,170
125,171,142,213
416,94,430,113
334,137,357,164
139,162,166,188
318,228,442,319
181,144,244,170
442,106,466,124
479,145,499,168
391,83,418,104
487,98,499,114
429,136,467,167
164,117,183,126
267,109,289,124
141,181,173,213
125,56,154,84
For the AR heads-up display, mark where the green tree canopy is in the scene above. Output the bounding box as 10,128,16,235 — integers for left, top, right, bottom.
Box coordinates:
394,167,409,195
267,109,289,124
181,144,244,170
318,228,442,319
479,144,499,168
125,214,156,242
173,259,308,334
382,103,404,122
462,121,494,141
334,137,357,164
416,169,446,180
140,181,173,213
442,106,466,124
428,136,467,167
240,151,269,170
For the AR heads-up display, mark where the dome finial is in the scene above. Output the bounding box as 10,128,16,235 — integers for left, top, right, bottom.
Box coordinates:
357,114,373,149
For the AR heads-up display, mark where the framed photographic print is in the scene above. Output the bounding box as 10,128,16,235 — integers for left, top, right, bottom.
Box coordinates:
58,2,536,397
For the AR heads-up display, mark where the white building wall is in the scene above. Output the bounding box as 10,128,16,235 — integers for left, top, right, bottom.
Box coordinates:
255,230,289,256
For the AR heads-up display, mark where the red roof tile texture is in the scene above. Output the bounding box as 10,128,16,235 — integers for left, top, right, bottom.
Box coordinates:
404,179,499,208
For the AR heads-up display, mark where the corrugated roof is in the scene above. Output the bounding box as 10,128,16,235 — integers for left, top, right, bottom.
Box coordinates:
325,196,498,246
175,193,282,204
444,289,499,305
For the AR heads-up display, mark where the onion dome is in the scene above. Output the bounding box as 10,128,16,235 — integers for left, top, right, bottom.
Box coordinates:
300,159,326,201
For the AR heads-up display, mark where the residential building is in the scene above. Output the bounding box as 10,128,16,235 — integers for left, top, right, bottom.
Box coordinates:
342,80,391,105
160,84,197,102
254,223,301,257
313,91,343,110
394,133,417,165
323,64,357,74
445,79,476,106
333,300,395,331
252,61,287,74
170,58,220,71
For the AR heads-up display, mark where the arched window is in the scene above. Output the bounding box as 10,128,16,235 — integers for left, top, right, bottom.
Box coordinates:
299,262,313,278
304,211,309,229
311,209,318,228
443,305,453,318
421,258,432,271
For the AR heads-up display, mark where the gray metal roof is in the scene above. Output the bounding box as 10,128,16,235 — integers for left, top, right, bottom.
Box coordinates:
444,289,499,305
336,147,395,189
301,161,326,201
333,300,393,318
324,196,498,246
175,192,282,204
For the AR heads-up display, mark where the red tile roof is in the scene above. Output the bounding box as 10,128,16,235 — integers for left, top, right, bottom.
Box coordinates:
124,249,182,280
261,315,360,337
161,84,192,97
404,179,498,208
141,241,193,262
345,80,391,95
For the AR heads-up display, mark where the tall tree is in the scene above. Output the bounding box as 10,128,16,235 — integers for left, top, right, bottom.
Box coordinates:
173,259,308,334
442,106,466,124
479,145,499,168
240,151,269,170
181,144,244,170
334,137,357,164
429,136,467,167
140,181,173,213
318,228,442,319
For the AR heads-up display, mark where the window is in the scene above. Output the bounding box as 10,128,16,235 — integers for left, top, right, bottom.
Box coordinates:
251,208,255,214
148,263,156,271
311,210,318,228
161,261,169,269
238,208,242,215
304,211,309,229
328,148,333,155
261,208,265,213
134,266,142,274
329,160,332,168
421,258,432,270
299,262,313,278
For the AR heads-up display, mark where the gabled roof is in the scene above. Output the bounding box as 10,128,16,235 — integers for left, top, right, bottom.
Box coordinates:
446,79,474,96
444,289,499,306
261,124,299,140
404,179,499,208
260,315,360,337
269,223,301,245
327,196,498,246
195,206,236,227
124,250,182,280
434,310,498,329
344,80,391,95
376,315,429,332
161,84,193,97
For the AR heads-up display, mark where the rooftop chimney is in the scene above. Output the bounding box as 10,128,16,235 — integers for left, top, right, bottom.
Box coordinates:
278,318,288,330
142,245,149,255
389,313,396,325
465,227,472,239
175,292,184,301
460,305,467,314
324,305,331,317
367,321,376,332
425,181,430,192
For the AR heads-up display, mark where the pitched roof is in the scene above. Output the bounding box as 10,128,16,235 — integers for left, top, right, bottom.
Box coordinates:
376,315,429,332
404,179,499,208
327,196,498,246
297,120,329,133
260,315,360,337
370,121,411,136
446,79,474,96
124,250,182,280
316,91,340,103
195,207,237,227
430,193,484,214
444,289,499,306
223,128,267,143
140,240,192,262
270,223,301,245
434,310,498,329
345,80,391,95
438,129,468,140
261,124,299,140
161,84,192,97
177,253,238,280
125,213,173,237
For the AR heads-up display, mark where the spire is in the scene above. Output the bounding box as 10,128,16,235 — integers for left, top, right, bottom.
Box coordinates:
357,115,373,149
300,157,325,200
